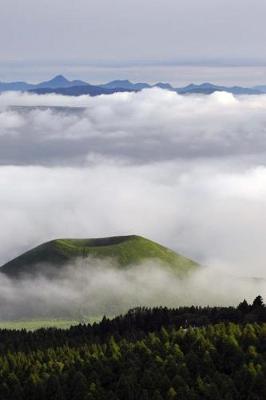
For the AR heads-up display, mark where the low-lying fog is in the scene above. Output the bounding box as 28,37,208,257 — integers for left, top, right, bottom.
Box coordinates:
0,259,265,320
0,89,266,317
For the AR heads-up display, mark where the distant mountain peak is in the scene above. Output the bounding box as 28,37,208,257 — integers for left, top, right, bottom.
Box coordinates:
154,82,174,90
35,75,89,89
51,74,69,82
111,79,132,84
100,80,150,90
200,82,214,87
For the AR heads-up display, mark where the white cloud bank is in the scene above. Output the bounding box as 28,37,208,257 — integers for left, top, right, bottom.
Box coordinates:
1,89,266,164
0,260,265,319
0,90,266,311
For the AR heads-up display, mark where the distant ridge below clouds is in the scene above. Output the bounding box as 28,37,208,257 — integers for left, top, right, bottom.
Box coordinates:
0,75,265,95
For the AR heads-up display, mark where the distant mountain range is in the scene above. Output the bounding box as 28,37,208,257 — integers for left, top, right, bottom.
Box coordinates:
0,74,265,96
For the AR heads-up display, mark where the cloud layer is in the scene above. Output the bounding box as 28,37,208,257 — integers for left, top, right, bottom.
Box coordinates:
0,260,265,320
1,90,266,165
0,90,266,314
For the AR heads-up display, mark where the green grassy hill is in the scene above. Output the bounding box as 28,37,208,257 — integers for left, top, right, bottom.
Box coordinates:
0,235,199,277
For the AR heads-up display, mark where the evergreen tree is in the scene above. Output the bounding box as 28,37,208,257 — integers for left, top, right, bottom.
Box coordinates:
252,295,264,309
45,375,65,400
237,299,250,313
167,387,177,399
71,372,88,400
152,390,163,400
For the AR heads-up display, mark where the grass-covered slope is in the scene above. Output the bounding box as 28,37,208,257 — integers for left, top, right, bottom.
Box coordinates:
0,235,198,277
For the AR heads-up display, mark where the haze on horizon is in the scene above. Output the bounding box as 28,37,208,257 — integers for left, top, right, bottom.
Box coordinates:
1,0,266,85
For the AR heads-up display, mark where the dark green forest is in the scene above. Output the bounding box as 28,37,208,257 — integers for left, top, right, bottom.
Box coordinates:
0,297,266,399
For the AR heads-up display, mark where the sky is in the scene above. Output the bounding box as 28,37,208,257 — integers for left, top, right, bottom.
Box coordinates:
1,0,266,85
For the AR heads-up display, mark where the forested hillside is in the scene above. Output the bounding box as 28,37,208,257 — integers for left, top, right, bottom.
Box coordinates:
0,297,265,399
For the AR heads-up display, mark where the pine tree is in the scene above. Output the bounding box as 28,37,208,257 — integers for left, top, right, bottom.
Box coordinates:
152,390,163,400
252,295,264,309
237,299,250,313
71,372,88,400
167,387,177,399
45,375,65,400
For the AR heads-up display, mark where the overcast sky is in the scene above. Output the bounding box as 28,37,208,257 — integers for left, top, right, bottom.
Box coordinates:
1,0,266,84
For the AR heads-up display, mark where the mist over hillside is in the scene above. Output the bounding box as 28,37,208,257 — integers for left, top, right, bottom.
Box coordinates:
0,234,264,320
0,257,265,320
